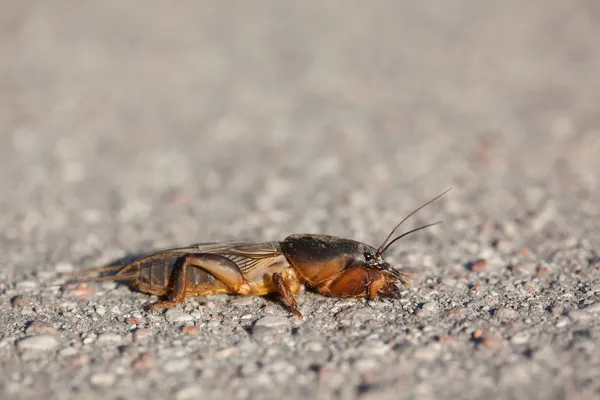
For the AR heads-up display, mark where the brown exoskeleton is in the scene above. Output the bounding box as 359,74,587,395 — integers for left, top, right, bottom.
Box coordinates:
63,190,449,318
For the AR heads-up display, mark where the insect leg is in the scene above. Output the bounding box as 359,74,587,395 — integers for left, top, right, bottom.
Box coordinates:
150,253,247,311
272,272,303,318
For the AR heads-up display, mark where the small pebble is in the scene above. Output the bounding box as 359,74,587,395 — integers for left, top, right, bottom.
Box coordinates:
17,335,59,351
252,316,290,335
495,308,520,322
15,280,38,291
62,282,95,297
584,303,600,313
165,309,194,323
568,309,592,323
54,262,75,273
550,305,564,317
133,328,151,342
96,332,122,344
181,325,199,335
468,259,487,272
95,306,106,316
11,295,31,308
556,317,570,328
58,346,78,358
416,302,437,317
511,332,529,345
162,358,191,373
413,345,438,361
65,354,91,369
205,301,216,309
82,334,97,344
229,297,254,307
132,352,154,370
442,307,468,319
25,320,59,336
90,373,116,387
215,347,238,359
536,265,550,277
175,385,203,400
476,332,502,349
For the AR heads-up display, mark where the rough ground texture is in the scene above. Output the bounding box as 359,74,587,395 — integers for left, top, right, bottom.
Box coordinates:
1,1,600,400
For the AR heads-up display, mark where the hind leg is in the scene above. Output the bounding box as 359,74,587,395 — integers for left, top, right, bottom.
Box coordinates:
149,254,246,311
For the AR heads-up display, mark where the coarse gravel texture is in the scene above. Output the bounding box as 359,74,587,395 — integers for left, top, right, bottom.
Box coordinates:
1,1,600,400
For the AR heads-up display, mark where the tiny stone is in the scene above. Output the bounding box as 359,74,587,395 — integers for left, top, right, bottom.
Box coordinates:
252,316,290,335
536,265,550,277
95,306,106,316
413,345,438,361
511,332,529,345
495,308,520,322
90,373,116,387
133,328,151,342
556,317,570,328
229,297,254,307
54,262,74,273
163,358,191,373
58,346,78,358
11,295,31,308
584,303,600,313
165,309,194,323
550,306,564,317
215,347,238,359
190,310,203,319
62,282,95,297
25,320,59,336
175,385,203,400
568,309,591,323
110,305,120,314
16,280,38,291
96,332,122,344
82,334,97,344
65,354,91,370
468,259,487,272
132,352,153,370
416,302,437,317
480,334,502,349
17,335,59,351
442,307,468,319
181,325,199,335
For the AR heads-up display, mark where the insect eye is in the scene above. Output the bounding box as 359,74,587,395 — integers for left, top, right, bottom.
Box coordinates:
364,252,373,261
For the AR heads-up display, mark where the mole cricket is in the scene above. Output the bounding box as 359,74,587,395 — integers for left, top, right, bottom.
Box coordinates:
63,190,449,318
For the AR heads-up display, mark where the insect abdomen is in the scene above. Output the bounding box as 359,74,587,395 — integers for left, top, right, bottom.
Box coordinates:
136,251,218,294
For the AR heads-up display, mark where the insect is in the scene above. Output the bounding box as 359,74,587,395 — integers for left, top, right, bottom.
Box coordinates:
63,189,449,318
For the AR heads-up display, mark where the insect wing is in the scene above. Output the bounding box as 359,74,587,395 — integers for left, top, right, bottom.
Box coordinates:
182,241,285,274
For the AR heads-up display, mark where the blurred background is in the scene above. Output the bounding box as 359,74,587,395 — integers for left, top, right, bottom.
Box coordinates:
1,1,599,275
2,2,600,399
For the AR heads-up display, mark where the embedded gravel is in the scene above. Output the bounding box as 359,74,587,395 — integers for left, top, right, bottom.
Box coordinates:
1,2,600,400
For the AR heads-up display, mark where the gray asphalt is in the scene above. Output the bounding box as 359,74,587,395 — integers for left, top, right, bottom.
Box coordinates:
1,1,600,399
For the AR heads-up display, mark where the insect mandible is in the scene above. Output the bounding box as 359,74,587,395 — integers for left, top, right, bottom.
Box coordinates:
63,189,449,318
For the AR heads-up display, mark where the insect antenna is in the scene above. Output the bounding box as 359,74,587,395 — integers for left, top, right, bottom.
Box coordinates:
377,188,451,254
379,221,443,255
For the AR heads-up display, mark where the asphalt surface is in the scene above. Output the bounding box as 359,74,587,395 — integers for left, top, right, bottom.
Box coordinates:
1,1,600,399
